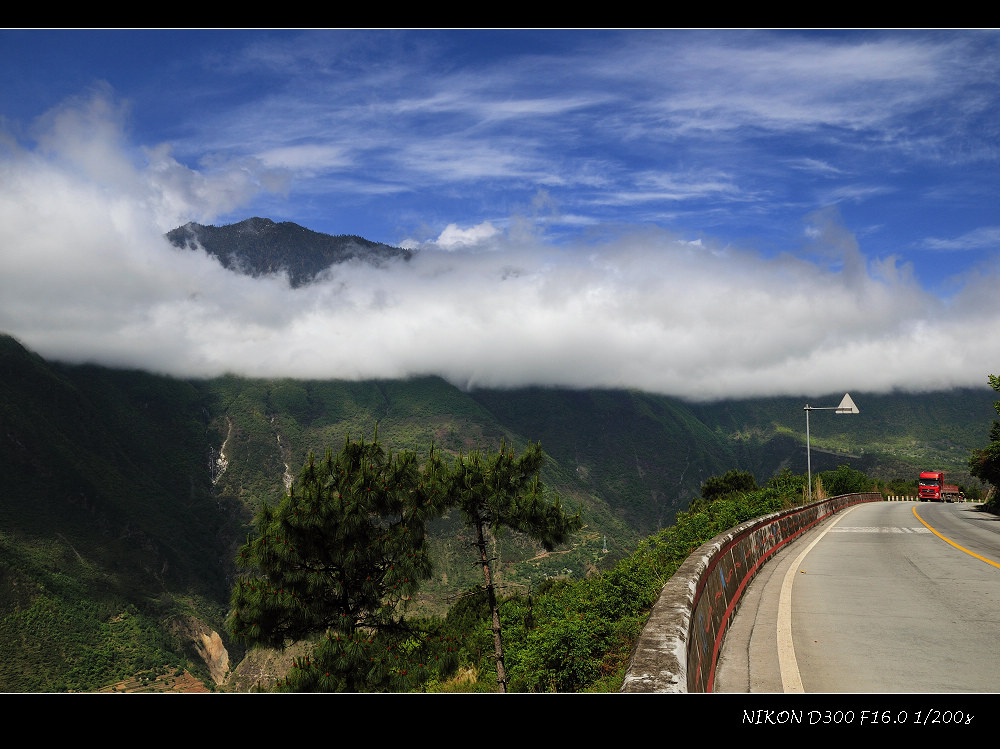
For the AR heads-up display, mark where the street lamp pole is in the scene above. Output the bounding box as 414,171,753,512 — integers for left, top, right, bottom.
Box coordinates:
804,393,859,502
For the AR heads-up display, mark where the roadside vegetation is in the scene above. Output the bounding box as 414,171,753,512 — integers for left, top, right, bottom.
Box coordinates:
420,465,875,692
970,374,1000,512
231,460,900,692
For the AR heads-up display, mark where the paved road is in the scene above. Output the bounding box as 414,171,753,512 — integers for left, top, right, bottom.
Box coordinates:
715,501,1000,693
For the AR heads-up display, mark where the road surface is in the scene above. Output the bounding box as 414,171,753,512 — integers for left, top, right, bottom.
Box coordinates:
714,500,1000,693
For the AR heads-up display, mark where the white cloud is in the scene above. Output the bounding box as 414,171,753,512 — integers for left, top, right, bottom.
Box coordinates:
2,89,999,401
19,88,286,233
433,221,502,250
924,226,1000,251
256,143,349,172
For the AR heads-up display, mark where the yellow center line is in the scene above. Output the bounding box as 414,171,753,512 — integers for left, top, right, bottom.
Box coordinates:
912,505,1000,569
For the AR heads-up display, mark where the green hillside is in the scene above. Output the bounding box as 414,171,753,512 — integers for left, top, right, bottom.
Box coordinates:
468,388,741,535
1,332,995,691
688,389,993,491
0,337,232,690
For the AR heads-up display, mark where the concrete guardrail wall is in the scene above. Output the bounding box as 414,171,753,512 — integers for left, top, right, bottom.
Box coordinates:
620,492,883,693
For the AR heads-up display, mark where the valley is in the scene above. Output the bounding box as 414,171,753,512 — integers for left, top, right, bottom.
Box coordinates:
2,331,994,691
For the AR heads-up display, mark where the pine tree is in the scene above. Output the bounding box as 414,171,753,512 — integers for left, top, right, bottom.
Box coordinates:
443,440,581,692
227,432,447,691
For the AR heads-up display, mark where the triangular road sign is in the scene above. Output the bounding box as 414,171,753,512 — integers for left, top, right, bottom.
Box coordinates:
836,393,859,414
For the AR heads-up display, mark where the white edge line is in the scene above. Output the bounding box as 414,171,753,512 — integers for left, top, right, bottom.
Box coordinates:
777,504,862,693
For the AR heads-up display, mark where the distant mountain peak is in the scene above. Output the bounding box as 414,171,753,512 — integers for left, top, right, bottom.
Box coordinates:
166,218,410,287
233,216,276,233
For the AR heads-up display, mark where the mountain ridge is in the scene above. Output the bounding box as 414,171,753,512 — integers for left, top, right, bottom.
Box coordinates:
166,217,410,287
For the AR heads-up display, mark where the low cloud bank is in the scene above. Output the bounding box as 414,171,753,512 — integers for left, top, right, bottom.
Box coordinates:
1,96,997,401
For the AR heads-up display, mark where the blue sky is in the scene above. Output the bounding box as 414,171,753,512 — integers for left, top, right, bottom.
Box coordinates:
1,29,998,399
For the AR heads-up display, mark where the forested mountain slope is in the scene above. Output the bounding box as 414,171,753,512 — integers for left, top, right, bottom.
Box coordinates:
0,335,234,690
1,332,994,690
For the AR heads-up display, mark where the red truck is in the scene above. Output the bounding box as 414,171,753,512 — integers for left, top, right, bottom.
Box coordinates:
918,471,964,502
